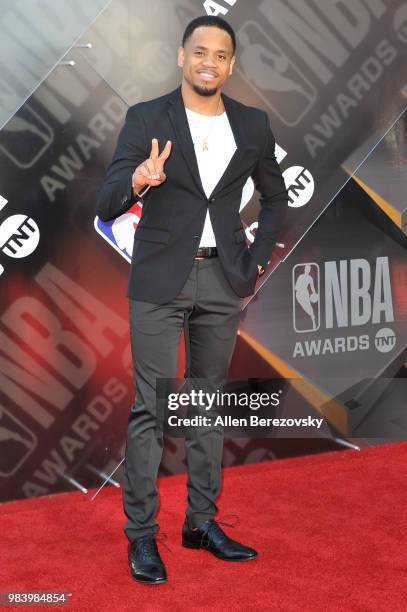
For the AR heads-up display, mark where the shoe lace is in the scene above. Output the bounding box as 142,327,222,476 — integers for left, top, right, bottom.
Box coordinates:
137,532,172,560
137,536,158,561
202,514,240,548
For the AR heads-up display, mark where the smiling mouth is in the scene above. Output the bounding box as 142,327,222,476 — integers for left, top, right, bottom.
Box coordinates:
197,72,218,81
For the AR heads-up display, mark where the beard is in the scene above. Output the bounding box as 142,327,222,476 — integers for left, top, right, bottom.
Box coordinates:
192,83,218,97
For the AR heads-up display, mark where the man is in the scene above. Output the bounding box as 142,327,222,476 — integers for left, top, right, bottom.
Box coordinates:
96,15,288,585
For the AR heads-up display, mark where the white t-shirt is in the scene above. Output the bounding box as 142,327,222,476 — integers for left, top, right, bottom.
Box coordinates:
185,107,237,247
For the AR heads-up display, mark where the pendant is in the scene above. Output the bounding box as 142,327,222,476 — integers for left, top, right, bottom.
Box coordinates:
202,139,208,152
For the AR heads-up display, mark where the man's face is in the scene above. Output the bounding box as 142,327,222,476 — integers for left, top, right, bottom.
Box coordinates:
178,26,235,97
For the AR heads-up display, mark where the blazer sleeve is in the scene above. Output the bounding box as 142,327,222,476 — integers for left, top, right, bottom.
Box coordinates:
249,111,288,268
95,104,149,222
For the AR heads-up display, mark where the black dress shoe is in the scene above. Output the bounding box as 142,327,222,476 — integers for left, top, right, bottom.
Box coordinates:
182,518,258,561
128,535,167,584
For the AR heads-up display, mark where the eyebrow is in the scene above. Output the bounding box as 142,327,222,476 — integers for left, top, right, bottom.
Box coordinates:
193,45,230,54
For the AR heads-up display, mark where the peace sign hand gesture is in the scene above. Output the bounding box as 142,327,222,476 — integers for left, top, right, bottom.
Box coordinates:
132,138,172,196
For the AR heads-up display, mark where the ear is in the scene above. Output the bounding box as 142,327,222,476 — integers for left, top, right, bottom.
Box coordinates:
177,47,184,68
229,55,236,75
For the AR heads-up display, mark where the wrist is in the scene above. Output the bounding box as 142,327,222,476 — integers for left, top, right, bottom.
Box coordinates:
133,184,151,200
132,167,145,195
132,182,144,196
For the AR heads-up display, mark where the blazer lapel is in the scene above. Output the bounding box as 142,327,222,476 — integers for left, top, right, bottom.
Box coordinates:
167,87,205,196
209,92,246,199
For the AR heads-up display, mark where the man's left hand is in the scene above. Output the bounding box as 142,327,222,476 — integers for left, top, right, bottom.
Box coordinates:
257,265,265,276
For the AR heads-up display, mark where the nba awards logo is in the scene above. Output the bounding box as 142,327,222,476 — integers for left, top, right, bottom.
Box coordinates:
292,258,396,357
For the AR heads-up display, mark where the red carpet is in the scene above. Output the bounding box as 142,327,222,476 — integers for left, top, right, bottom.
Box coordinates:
1,443,407,611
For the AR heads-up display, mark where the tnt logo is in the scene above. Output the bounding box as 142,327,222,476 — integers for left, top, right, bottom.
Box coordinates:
283,166,315,208
0,214,40,258
0,196,40,276
94,202,143,263
374,328,396,353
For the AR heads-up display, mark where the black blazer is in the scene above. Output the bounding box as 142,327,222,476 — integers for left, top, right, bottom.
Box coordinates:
96,86,288,303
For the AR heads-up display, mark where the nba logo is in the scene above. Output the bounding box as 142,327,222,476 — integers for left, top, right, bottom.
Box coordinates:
0,405,37,477
94,202,143,263
0,105,53,169
292,263,320,333
236,22,316,127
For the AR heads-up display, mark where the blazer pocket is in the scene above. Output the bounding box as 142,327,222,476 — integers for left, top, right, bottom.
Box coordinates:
134,226,170,244
234,227,247,244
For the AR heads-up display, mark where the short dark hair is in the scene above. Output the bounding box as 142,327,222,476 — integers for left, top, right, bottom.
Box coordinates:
182,16,236,54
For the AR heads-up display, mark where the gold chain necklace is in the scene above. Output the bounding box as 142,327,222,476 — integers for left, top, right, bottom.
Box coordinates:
187,98,222,152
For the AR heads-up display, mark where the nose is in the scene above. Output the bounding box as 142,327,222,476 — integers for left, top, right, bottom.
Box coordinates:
201,54,217,67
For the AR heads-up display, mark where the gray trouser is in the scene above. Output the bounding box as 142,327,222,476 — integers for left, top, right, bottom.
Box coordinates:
122,257,243,541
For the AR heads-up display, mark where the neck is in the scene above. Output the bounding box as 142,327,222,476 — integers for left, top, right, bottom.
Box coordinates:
181,81,224,115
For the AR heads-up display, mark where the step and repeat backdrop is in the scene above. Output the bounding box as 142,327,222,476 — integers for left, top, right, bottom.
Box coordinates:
0,0,406,501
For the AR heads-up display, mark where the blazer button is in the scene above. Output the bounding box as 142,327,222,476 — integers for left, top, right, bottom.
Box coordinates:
194,235,199,239
209,197,215,202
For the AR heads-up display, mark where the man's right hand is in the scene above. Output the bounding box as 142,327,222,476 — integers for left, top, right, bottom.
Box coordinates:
132,138,172,195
